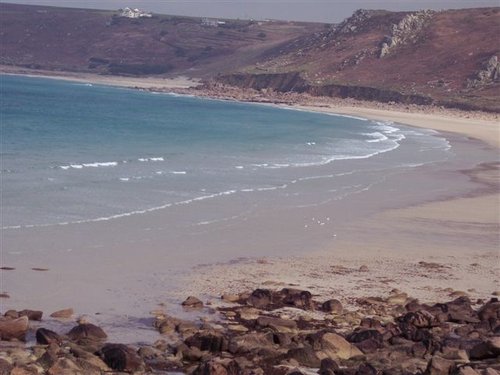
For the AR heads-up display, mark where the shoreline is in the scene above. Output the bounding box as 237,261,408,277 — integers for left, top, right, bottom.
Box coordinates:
1,69,499,347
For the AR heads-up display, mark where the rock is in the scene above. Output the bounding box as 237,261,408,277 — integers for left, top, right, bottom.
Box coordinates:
387,292,408,305
0,358,13,374
238,307,261,321
280,288,314,310
469,337,500,360
221,294,240,303
426,356,456,375
4,310,19,319
315,332,364,360
191,357,241,375
256,316,297,333
478,300,500,321
35,328,63,345
458,367,481,375
17,310,43,321
185,331,228,353
322,299,343,314
98,343,143,372
359,265,369,272
0,316,29,341
182,296,203,308
228,332,275,354
248,289,273,309
47,358,82,375
319,358,339,375
50,308,74,319
70,345,110,372
67,323,107,342
398,310,437,328
286,346,321,367
357,363,377,375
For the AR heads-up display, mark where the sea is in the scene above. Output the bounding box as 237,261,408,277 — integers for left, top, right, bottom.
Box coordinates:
1,74,453,230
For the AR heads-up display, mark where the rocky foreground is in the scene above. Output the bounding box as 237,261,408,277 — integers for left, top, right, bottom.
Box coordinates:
0,288,499,374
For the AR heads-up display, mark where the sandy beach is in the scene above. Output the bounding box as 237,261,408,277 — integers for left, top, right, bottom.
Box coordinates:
1,70,499,345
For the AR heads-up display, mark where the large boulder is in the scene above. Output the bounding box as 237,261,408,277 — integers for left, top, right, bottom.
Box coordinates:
287,346,321,367
280,288,314,310
256,316,297,333
17,310,43,321
0,316,29,341
308,332,364,360
322,299,343,314
228,331,275,354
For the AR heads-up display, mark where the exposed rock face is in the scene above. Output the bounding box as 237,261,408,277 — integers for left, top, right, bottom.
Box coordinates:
379,10,434,57
334,9,375,35
467,55,500,88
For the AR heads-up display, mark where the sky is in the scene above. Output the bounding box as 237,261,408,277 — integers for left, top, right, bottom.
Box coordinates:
2,0,499,23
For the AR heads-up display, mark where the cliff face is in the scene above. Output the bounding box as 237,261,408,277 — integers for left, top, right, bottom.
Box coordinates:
1,3,499,111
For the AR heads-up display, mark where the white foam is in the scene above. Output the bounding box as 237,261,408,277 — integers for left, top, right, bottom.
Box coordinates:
138,157,164,162
171,171,187,175
59,161,118,169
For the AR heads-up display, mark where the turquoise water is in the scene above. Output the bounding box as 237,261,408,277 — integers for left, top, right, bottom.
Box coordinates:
1,75,451,228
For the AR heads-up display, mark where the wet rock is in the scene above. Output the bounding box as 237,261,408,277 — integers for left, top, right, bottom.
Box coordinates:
67,323,107,342
35,328,63,345
50,308,74,319
286,346,321,367
0,316,29,341
228,332,275,354
398,310,438,328
98,343,143,372
182,296,204,309
17,310,42,322
322,299,343,314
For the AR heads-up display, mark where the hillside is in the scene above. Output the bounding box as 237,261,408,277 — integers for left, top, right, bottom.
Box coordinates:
0,3,324,77
0,3,499,111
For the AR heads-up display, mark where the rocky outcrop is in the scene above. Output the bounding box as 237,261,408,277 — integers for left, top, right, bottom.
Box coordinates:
379,10,434,58
218,72,435,105
334,9,376,35
467,55,500,88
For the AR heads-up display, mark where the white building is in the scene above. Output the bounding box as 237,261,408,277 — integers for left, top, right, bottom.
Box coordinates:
121,7,152,18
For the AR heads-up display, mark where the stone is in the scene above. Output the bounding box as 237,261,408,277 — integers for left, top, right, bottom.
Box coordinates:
426,356,455,375
319,358,339,375
17,310,43,321
67,323,107,341
47,358,82,375
0,358,13,374
0,316,29,341
398,310,437,328
50,308,74,319
182,296,203,308
248,289,273,309
469,337,500,360
322,299,343,314
478,300,500,321
221,294,240,303
98,343,143,372
319,332,364,360
286,347,321,367
35,328,63,345
256,316,297,333
185,331,228,353
228,332,275,354
280,288,314,310
458,367,480,375
4,310,19,319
